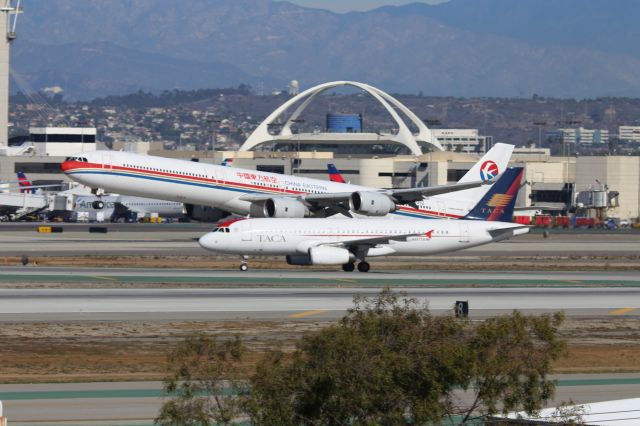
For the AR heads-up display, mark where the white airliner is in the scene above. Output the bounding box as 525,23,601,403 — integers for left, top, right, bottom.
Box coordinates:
199,167,527,271
71,194,185,222
61,144,514,220
199,217,528,272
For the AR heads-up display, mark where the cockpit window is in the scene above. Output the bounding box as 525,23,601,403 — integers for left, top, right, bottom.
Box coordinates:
212,227,230,233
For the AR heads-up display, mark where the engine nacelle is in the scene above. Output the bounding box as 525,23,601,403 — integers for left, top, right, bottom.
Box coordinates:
309,246,353,265
263,198,310,218
91,200,105,210
349,191,395,216
286,247,354,266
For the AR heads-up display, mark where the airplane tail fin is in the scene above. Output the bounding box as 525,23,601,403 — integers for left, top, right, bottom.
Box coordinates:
221,158,234,167
17,171,35,194
457,143,514,184
463,167,524,222
327,163,346,183
432,143,515,211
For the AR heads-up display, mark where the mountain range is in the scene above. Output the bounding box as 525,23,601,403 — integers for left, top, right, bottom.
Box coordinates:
10,0,640,99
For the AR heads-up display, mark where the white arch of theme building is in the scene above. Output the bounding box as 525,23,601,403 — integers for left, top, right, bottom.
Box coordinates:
239,81,443,154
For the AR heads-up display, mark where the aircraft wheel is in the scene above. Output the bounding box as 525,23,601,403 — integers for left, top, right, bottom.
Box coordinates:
357,262,370,273
342,263,355,272
240,263,248,272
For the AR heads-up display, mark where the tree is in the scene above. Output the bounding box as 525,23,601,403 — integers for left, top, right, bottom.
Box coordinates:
456,310,566,423
158,289,567,425
245,289,566,425
155,334,245,426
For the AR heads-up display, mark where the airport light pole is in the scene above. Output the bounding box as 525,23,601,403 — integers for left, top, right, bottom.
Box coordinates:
290,118,305,175
533,121,547,147
207,117,220,153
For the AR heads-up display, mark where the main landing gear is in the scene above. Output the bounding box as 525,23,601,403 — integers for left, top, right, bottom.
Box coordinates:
341,262,355,272
342,261,370,273
357,261,370,273
239,255,249,272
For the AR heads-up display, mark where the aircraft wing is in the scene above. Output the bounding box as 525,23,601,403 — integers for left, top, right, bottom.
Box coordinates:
320,231,431,247
239,179,491,206
382,179,493,204
239,193,349,204
487,225,530,242
2,184,63,190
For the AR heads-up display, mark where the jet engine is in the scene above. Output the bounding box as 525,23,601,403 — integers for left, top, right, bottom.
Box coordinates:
309,246,353,265
91,200,105,210
286,246,353,266
349,191,395,216
263,198,310,218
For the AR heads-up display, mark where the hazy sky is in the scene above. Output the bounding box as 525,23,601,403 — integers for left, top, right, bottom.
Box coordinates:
282,0,447,13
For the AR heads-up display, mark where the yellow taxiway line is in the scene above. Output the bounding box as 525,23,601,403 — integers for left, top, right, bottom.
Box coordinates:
288,309,327,319
91,275,118,281
609,307,636,316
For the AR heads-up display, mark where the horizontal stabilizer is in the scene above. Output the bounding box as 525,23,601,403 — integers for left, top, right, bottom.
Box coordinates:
488,225,530,241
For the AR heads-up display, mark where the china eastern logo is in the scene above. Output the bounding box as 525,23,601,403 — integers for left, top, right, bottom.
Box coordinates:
480,160,499,181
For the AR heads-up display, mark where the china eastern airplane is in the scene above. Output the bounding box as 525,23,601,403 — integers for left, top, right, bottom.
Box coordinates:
198,167,526,272
61,143,513,220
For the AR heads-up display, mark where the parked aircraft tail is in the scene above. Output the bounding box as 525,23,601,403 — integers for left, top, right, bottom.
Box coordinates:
457,143,514,184
16,171,35,194
464,167,524,222
221,158,234,167
327,163,346,183
434,143,515,212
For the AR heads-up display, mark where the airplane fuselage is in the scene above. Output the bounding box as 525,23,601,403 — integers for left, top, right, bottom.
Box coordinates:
61,151,473,220
198,218,528,258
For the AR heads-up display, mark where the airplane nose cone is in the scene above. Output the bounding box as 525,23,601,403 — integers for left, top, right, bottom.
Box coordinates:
60,160,76,173
198,233,216,250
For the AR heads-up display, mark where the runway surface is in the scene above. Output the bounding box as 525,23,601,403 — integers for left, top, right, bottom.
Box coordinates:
1,266,639,285
2,374,640,424
0,285,637,321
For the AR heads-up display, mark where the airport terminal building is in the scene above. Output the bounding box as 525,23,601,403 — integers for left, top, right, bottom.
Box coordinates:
1,83,639,222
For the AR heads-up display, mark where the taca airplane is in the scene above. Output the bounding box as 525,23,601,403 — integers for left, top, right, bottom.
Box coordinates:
198,167,526,272
61,144,513,220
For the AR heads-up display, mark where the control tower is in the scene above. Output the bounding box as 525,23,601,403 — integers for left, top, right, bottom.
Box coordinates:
0,1,21,147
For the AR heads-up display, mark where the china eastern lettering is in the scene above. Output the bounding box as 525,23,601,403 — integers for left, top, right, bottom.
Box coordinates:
258,234,286,243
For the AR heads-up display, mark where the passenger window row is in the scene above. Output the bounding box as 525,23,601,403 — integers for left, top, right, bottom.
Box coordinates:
123,163,208,179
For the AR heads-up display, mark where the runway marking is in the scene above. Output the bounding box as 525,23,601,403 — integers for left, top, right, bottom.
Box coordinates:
332,278,358,283
564,280,583,284
91,275,118,281
288,309,327,318
610,307,636,315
